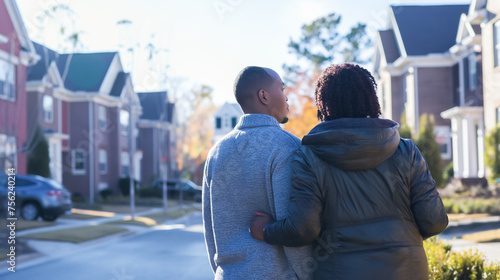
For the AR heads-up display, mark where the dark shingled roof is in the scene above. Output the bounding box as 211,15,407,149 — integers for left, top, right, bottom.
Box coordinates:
391,5,469,55
138,91,174,122
110,72,129,97
378,30,401,63
56,52,116,92
27,42,60,81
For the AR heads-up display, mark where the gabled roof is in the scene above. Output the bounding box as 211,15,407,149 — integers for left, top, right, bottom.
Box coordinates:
110,71,129,97
27,41,60,81
56,52,116,92
378,30,401,63
214,102,243,117
138,91,174,122
391,5,469,56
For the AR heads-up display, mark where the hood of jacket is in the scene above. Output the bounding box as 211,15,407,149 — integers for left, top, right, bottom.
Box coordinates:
302,118,400,171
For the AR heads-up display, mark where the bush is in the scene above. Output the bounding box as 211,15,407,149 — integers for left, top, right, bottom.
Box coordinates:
100,189,113,200
138,186,162,198
442,198,500,214
118,177,140,196
424,237,500,279
443,162,454,185
71,192,85,203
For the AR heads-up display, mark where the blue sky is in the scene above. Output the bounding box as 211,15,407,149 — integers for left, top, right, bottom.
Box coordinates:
18,0,469,104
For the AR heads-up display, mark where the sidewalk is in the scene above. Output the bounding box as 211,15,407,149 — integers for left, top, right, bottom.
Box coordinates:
440,215,500,263
0,203,201,274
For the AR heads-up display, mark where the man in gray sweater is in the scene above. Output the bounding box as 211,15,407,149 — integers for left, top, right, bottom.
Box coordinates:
203,66,313,279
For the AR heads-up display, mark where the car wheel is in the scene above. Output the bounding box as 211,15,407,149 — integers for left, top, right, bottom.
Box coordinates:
22,202,40,220
42,214,58,221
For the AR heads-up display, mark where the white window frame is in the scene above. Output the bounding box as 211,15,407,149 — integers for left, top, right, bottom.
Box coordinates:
0,59,16,101
99,149,107,174
71,149,86,175
120,110,129,136
468,53,477,90
98,106,107,130
121,151,130,177
43,95,54,123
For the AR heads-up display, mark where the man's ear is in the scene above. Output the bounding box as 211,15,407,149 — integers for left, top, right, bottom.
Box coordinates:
258,89,269,105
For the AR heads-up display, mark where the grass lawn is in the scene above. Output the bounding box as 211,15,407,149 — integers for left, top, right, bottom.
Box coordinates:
462,229,500,243
17,220,56,232
447,213,492,221
20,224,127,243
107,206,202,227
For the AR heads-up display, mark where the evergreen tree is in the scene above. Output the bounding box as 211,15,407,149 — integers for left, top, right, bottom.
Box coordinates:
485,125,500,183
399,111,412,139
27,126,51,178
415,114,444,188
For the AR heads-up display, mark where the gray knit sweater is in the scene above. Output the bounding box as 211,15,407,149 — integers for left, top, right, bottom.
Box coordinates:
203,114,314,280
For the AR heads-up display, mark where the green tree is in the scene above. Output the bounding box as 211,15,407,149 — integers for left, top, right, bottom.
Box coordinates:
415,114,444,188
485,125,500,184
283,12,372,81
399,111,412,139
27,126,51,178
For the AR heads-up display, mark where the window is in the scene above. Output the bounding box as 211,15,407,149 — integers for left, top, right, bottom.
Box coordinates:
215,117,222,129
98,106,107,130
224,114,229,128
435,126,452,160
71,149,86,175
120,110,129,135
0,59,15,101
121,151,129,177
43,95,54,123
15,178,36,187
495,20,500,68
231,117,237,128
468,53,477,90
99,149,107,174
98,182,108,191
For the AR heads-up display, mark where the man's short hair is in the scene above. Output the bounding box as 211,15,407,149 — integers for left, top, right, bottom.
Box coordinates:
234,66,275,108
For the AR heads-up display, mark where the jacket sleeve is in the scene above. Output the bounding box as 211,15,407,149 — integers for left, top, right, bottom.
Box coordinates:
409,141,449,239
202,161,217,274
264,149,323,247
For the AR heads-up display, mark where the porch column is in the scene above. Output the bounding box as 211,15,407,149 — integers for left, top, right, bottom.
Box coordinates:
451,117,464,177
477,116,486,177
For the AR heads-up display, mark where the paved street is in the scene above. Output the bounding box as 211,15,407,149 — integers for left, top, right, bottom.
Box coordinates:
2,212,213,280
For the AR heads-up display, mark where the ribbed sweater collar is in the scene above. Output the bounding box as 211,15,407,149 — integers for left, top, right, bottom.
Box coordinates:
235,114,281,129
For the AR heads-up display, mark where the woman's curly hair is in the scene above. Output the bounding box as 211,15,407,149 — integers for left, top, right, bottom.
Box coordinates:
315,63,381,121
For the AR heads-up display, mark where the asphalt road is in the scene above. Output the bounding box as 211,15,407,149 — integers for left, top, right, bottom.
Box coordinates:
2,212,213,280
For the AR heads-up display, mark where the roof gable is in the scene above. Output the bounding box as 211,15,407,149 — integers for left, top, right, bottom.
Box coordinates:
391,5,469,56
1,0,36,55
378,30,401,63
27,41,60,81
57,52,116,92
214,102,243,117
110,71,129,97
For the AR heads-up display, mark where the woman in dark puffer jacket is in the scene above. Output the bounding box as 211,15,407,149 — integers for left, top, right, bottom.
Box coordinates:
250,63,448,280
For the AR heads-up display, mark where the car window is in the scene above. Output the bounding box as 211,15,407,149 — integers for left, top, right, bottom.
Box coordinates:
16,178,37,187
0,176,6,188
41,178,64,189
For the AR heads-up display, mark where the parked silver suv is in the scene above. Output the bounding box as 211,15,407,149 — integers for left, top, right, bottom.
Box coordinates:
0,174,72,221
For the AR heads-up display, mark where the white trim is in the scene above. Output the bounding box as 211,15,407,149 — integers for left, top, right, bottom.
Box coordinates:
88,102,94,203
458,58,465,107
0,49,19,65
3,0,37,59
389,7,407,58
414,67,419,134
0,34,7,44
44,132,69,140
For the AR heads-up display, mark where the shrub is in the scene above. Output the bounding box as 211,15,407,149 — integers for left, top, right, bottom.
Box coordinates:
443,162,454,185
424,237,500,279
100,189,113,200
71,192,84,203
118,177,139,196
442,198,500,214
138,186,162,198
